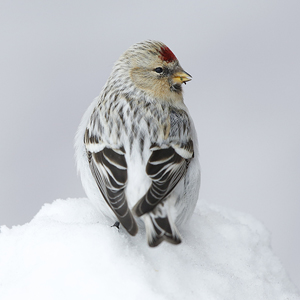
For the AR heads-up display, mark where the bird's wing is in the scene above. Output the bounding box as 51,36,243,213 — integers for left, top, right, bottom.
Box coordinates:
133,140,194,217
87,146,138,236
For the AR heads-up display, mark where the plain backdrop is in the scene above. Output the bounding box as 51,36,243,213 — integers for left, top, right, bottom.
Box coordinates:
1,0,299,290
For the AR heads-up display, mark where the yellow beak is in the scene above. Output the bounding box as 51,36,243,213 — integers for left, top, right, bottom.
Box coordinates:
172,71,192,84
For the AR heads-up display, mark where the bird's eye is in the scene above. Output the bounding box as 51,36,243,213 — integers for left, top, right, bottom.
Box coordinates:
154,67,163,74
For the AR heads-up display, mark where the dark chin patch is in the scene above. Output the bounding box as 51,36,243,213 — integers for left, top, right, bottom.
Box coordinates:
170,83,182,93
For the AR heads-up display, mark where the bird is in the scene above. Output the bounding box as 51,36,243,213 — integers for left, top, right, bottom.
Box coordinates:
75,40,200,247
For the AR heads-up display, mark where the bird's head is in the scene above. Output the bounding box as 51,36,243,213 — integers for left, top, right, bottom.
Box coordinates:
113,41,191,103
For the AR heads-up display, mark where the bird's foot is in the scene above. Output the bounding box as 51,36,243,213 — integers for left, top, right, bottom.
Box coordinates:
111,221,120,230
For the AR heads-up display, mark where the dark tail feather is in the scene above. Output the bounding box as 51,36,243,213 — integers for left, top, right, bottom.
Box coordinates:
144,213,181,247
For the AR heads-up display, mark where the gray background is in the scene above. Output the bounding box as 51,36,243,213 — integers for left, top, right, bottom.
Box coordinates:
1,0,299,289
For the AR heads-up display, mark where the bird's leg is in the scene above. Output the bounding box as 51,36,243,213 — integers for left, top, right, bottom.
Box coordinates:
111,221,120,230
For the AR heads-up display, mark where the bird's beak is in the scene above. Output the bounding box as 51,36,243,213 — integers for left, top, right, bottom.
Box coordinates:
172,70,192,85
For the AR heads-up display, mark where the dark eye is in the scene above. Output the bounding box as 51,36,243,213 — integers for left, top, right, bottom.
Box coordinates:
154,67,163,74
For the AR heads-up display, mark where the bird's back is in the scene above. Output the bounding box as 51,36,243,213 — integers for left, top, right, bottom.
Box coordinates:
76,40,200,246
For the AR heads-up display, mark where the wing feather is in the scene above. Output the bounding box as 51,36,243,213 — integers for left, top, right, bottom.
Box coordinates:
133,144,192,217
88,147,138,236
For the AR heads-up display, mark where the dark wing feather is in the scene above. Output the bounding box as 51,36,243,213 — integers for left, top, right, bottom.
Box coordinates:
133,146,191,217
88,147,138,236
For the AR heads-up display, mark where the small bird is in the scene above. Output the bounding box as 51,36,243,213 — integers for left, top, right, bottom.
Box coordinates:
75,40,200,247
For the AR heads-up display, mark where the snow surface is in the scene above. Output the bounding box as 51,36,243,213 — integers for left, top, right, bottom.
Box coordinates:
0,198,299,300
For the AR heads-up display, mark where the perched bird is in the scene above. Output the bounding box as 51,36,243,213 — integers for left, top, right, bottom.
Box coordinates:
75,40,200,247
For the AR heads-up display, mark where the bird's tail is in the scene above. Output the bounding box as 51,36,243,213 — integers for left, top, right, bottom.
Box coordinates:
143,209,182,247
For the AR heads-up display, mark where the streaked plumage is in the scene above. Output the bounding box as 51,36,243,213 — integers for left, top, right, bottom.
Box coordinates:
75,40,200,246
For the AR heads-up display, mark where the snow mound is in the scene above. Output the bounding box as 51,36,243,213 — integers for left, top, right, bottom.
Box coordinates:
0,198,299,300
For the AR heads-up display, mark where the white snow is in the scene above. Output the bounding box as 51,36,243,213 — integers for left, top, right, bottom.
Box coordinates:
0,198,299,300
